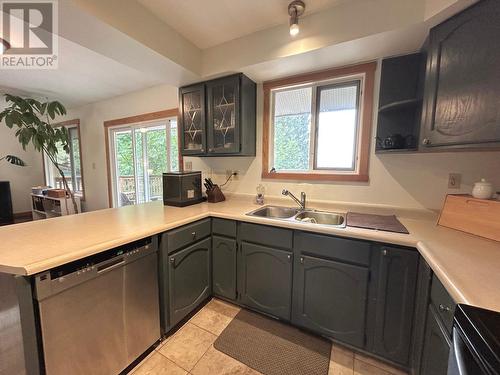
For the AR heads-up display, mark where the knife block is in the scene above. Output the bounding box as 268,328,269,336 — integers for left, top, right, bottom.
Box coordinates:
206,185,225,203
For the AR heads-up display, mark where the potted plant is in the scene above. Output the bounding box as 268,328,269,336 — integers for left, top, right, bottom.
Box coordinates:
0,94,78,214
0,155,25,166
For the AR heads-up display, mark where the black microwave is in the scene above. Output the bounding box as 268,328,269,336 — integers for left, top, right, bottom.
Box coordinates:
162,171,204,207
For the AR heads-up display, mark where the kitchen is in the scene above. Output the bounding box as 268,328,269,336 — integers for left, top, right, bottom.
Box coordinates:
1,1,499,375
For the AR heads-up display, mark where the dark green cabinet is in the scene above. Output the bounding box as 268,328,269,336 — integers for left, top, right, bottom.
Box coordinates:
420,306,451,375
372,246,419,365
420,0,500,149
179,84,206,155
212,235,237,300
168,237,211,327
238,242,292,320
292,255,369,347
179,73,256,156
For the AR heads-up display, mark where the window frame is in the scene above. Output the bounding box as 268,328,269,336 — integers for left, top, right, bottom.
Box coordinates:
262,62,376,182
104,108,181,208
43,119,86,200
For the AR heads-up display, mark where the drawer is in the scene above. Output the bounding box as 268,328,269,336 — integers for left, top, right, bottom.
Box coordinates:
212,218,236,237
430,273,456,334
294,231,371,266
166,219,211,254
239,222,293,249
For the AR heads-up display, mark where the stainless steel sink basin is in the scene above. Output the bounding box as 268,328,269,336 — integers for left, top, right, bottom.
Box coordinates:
247,205,346,228
247,205,300,219
295,211,345,226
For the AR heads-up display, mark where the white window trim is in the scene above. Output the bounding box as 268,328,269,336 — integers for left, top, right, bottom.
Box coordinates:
269,73,366,175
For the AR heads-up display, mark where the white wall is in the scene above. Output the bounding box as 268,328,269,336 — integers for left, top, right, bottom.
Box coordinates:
187,65,500,211
65,84,178,211
0,100,44,213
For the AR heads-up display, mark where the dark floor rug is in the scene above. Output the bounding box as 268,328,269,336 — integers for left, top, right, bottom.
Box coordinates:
214,309,331,375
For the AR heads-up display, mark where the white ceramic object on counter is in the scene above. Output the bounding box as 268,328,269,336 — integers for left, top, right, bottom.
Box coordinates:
472,178,494,199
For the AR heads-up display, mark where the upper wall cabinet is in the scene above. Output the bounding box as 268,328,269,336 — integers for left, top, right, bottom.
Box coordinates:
179,83,206,155
179,73,256,157
420,0,500,149
376,53,424,153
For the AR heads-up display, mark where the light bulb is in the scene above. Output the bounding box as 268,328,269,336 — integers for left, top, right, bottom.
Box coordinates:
290,23,299,36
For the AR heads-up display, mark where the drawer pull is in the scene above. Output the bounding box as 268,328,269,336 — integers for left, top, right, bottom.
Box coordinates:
170,257,175,264
300,257,304,264
382,249,388,256
192,231,197,239
439,304,450,313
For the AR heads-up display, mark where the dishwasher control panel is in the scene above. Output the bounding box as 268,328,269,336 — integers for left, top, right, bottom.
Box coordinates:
34,237,156,301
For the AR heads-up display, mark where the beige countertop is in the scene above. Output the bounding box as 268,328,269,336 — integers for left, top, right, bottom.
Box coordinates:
0,195,499,313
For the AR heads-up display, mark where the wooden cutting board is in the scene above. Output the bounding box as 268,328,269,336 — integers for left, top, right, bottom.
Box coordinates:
346,212,409,234
438,194,500,242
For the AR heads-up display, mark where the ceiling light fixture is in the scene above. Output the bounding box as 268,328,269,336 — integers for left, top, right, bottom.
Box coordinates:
288,0,305,37
0,38,11,54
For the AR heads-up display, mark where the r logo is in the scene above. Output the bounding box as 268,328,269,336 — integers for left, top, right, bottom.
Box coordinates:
2,1,54,55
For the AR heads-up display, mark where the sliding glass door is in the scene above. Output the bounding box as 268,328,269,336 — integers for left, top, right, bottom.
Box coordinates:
109,118,178,207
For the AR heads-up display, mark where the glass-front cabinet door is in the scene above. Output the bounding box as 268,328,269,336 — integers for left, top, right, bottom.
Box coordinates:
207,75,240,154
180,84,206,155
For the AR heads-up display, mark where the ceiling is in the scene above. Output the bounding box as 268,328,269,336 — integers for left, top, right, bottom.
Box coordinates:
137,0,344,49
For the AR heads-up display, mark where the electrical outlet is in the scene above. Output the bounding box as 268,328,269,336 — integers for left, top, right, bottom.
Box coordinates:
448,173,461,189
225,170,239,181
185,161,192,171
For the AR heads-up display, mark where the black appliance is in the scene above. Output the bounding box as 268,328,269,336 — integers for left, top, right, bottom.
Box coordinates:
162,171,204,207
0,181,14,225
448,304,500,375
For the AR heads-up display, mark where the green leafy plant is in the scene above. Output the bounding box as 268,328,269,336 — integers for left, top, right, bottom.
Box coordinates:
0,154,26,166
0,94,78,214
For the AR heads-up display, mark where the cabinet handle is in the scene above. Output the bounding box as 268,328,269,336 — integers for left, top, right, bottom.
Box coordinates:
192,231,196,239
382,249,388,256
300,257,304,264
287,254,291,261
208,148,213,152
169,257,175,264
439,304,451,313
422,138,431,146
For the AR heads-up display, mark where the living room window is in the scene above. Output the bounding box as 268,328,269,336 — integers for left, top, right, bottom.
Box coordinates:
262,62,376,181
43,119,85,198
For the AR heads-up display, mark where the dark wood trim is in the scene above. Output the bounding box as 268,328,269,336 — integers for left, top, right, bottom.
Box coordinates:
13,211,32,219
44,119,86,201
262,62,376,182
103,108,181,208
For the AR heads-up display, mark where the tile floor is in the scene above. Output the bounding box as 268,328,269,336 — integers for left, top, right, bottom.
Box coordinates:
130,299,409,375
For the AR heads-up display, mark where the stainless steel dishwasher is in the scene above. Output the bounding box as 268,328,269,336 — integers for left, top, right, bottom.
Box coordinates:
34,238,160,375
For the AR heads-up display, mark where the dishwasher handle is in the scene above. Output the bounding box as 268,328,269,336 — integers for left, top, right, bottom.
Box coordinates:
97,257,125,273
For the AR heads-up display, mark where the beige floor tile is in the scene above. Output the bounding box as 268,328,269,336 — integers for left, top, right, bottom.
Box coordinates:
354,352,408,375
190,299,241,336
158,323,216,371
354,359,393,375
329,344,354,375
191,345,261,375
131,352,187,375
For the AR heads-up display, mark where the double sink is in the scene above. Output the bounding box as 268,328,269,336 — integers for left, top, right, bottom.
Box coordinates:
246,205,346,228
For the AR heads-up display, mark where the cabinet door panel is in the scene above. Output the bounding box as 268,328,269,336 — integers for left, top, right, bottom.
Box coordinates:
207,75,240,154
212,235,236,300
169,238,211,327
373,246,419,365
292,255,369,348
420,306,451,375
179,84,206,155
238,242,292,320
422,0,500,147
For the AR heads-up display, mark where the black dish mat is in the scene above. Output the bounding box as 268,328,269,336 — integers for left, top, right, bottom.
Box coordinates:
214,309,331,375
347,212,409,234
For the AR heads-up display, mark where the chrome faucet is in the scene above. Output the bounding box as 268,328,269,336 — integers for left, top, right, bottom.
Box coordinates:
282,189,306,210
